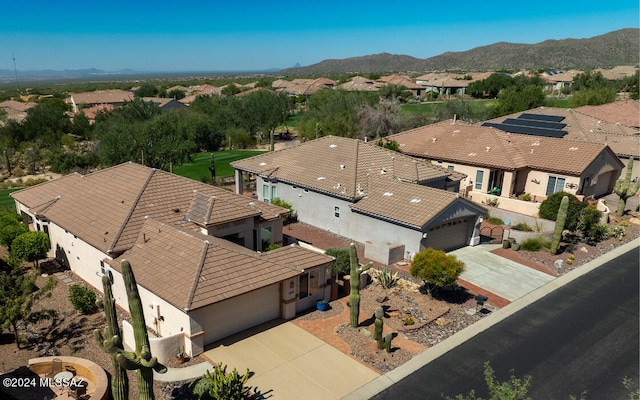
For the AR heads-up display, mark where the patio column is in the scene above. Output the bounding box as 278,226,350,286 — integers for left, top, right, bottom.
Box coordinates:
501,171,515,197
234,169,243,195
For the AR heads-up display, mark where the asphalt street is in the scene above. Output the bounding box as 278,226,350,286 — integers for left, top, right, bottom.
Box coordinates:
370,246,640,400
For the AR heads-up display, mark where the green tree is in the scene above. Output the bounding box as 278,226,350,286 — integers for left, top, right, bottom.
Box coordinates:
138,110,197,169
325,247,351,276
21,101,72,145
468,73,513,98
11,231,51,269
72,111,92,139
0,266,57,348
379,84,411,103
538,192,586,232
409,247,465,298
492,85,546,117
297,89,378,140
135,83,159,98
221,84,242,96
0,212,29,251
166,89,186,100
568,87,617,107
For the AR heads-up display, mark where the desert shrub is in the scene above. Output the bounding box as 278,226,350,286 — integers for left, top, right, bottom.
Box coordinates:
188,363,250,400
69,284,97,314
270,197,293,211
410,247,465,297
266,243,281,251
578,206,603,237
373,265,399,289
511,222,533,232
610,225,626,240
518,193,532,201
483,197,500,207
519,237,552,252
538,192,586,231
484,212,504,226
325,247,350,275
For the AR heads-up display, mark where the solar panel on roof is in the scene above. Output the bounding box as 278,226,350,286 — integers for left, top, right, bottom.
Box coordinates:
519,113,565,123
482,122,567,138
503,118,567,130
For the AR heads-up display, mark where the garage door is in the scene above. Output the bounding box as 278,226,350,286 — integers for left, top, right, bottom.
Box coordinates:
202,283,280,345
424,218,470,251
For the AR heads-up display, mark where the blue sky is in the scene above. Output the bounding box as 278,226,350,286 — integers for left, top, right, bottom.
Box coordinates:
1,1,638,72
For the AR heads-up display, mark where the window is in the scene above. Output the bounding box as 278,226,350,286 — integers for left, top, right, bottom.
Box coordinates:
475,170,484,190
447,165,454,171
334,206,340,218
263,184,269,202
299,270,319,299
546,176,566,196
271,185,277,200
263,183,277,202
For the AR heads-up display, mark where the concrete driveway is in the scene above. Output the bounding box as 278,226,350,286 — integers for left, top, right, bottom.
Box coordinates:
450,244,556,302
203,320,379,399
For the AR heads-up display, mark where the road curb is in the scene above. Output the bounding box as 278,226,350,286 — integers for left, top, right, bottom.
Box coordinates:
343,239,639,399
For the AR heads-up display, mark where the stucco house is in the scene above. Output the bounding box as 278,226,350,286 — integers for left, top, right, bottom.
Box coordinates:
388,120,624,209
231,136,486,264
11,162,333,359
485,105,639,180
65,89,134,113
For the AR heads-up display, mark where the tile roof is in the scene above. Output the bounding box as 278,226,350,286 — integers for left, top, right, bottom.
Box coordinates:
11,162,288,255
389,119,622,176
0,100,37,112
350,176,483,229
487,106,640,158
231,136,455,200
107,219,328,311
575,100,640,129
67,90,134,105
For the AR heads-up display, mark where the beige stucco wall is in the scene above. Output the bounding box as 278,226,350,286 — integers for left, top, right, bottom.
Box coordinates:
432,161,490,192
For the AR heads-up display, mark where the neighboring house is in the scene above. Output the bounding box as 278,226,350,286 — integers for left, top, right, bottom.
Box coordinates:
539,70,581,93
231,136,485,264
11,162,333,359
276,77,336,96
0,99,37,124
65,90,134,113
337,76,378,92
376,75,425,97
389,120,624,206
422,77,469,96
79,104,114,124
485,106,640,180
141,97,188,110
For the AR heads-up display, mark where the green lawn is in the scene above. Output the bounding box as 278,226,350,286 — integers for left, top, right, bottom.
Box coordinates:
172,150,267,182
399,99,498,118
0,188,20,210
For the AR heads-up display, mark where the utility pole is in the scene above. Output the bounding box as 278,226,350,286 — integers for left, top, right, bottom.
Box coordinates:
12,53,19,95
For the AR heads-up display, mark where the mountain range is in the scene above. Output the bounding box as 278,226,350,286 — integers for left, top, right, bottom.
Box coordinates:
279,28,639,75
1,28,637,82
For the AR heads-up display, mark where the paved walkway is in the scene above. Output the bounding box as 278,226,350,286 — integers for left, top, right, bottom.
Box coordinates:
451,244,556,302
201,321,379,399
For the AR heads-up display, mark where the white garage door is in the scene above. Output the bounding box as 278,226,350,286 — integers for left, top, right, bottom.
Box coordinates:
202,283,280,345
424,218,470,251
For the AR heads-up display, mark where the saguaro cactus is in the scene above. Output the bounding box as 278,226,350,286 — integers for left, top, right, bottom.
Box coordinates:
384,333,393,353
550,196,569,255
373,306,384,341
116,259,167,400
614,157,639,216
94,275,129,400
349,243,372,328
